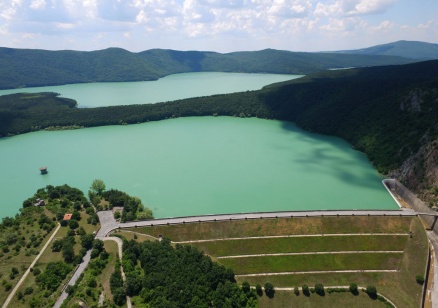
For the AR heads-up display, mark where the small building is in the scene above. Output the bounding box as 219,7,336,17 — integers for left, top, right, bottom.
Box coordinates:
34,198,45,207
39,167,48,174
63,213,73,221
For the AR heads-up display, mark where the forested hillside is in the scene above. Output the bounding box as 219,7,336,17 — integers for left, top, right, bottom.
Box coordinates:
333,40,438,60
1,60,437,203
0,46,415,89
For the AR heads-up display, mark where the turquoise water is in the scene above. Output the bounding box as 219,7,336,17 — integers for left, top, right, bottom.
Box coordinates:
0,117,397,219
0,72,301,107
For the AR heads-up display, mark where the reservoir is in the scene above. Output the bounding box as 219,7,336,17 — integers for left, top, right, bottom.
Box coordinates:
0,117,397,219
0,72,300,107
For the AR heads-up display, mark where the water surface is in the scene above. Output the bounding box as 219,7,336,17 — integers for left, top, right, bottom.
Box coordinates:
0,72,300,107
0,117,397,219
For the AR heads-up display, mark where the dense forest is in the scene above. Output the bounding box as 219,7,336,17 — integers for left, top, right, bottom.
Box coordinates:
0,46,416,89
119,238,257,307
1,60,437,176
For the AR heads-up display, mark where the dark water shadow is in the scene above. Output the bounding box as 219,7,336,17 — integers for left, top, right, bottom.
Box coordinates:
274,120,386,192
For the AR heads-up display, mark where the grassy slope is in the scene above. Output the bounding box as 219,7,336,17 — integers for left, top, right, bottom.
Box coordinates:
130,216,427,308
188,235,408,256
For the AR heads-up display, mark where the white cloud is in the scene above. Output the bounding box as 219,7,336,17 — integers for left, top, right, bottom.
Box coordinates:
0,0,437,52
30,0,46,10
371,20,394,31
315,0,397,17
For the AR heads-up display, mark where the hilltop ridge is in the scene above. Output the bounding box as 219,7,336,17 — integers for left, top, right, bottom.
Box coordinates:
0,45,414,90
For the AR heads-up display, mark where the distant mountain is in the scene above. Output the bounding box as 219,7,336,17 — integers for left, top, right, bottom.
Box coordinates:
332,40,438,60
0,46,416,90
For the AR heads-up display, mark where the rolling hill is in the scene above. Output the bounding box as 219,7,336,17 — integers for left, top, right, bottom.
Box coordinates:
0,46,415,89
332,40,438,60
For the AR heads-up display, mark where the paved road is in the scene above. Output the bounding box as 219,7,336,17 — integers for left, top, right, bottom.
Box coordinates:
53,249,92,308
427,231,438,308
96,209,415,238
2,223,61,308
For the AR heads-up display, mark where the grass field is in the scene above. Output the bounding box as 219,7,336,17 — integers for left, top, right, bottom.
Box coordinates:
130,215,427,308
131,216,413,241
221,253,403,275
0,207,57,306
258,289,389,307
186,235,408,256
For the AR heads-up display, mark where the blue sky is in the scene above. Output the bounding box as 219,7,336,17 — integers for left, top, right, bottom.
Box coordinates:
0,0,437,52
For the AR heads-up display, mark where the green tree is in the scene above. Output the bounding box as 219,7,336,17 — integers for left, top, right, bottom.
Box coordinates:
68,219,79,229
264,282,275,298
112,287,127,306
349,283,358,295
242,281,251,294
90,179,106,196
294,286,299,296
314,283,324,296
366,285,377,299
81,234,94,250
302,284,310,296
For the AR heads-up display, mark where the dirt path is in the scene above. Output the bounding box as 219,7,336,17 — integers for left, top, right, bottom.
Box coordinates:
174,233,409,244
217,250,403,259
236,269,399,277
102,237,132,308
2,223,61,308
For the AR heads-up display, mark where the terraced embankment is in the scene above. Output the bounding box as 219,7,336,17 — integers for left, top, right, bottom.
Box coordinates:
128,215,428,308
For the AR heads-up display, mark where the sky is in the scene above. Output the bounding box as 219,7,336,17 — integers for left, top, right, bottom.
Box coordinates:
0,0,437,53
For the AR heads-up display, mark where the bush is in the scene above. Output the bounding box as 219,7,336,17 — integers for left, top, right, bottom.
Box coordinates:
416,275,425,284
255,284,263,296
349,283,359,295
88,277,97,288
68,219,79,229
25,286,34,295
315,283,325,296
4,282,12,291
241,281,250,293
366,285,377,299
302,284,310,296
294,286,299,296
32,268,41,276
264,282,275,298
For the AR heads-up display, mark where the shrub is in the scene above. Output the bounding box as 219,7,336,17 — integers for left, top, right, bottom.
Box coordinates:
25,286,34,295
68,219,79,229
294,286,299,296
88,277,97,288
241,281,250,293
4,282,12,291
264,282,275,298
349,283,359,295
302,284,310,296
32,268,41,276
255,284,263,296
315,283,325,296
366,285,377,299
416,275,425,284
